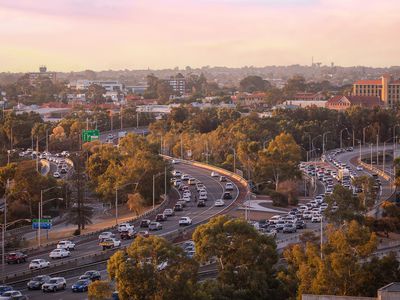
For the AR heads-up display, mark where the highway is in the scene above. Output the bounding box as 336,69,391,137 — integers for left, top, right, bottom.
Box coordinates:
6,161,239,299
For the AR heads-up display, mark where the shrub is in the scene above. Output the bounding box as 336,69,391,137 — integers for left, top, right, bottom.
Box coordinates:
271,191,288,207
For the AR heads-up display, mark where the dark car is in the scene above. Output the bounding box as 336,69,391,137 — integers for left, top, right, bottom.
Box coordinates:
222,192,232,200
140,219,151,228
155,214,167,222
0,285,13,295
174,204,183,211
72,279,91,292
6,252,27,264
79,270,101,281
197,200,206,207
295,220,307,229
219,176,227,182
120,229,137,240
27,275,51,290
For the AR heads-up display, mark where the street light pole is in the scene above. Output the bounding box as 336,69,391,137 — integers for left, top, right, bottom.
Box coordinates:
363,125,370,146
152,174,155,209
38,186,61,247
323,132,331,154
394,124,400,152
340,128,347,149
370,144,373,169
115,188,118,226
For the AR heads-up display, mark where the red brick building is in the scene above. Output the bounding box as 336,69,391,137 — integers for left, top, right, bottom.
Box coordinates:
326,95,383,111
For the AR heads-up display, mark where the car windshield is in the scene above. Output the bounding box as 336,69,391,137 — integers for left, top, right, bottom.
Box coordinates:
32,276,43,281
49,279,58,284
76,280,87,285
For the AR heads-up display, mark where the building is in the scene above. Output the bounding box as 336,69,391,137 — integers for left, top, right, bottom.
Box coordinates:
294,92,326,101
326,95,383,111
27,66,57,86
282,100,327,108
73,80,124,92
231,92,267,109
353,75,400,107
167,73,186,96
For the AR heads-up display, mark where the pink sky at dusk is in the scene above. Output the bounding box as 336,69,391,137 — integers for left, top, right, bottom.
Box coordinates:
0,0,399,72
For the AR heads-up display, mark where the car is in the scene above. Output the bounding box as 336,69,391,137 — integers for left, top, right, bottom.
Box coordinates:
181,174,190,181
214,199,225,207
120,228,137,240
53,172,61,178
182,190,191,197
42,277,66,292
222,192,232,200
57,240,75,251
311,215,322,223
211,171,219,177
179,217,192,226
174,179,182,187
275,220,286,230
137,230,150,238
49,248,70,259
199,193,207,201
356,165,363,171
303,212,312,220
79,270,101,281
98,232,115,241
140,219,151,228
171,159,179,164
0,286,13,296
283,223,297,233
71,279,91,293
219,176,227,182
188,178,196,185
117,223,133,232
264,227,277,238
225,182,234,190
107,133,114,139
6,252,27,264
155,214,167,222
29,259,50,270
197,200,206,207
27,275,51,290
295,220,307,229
174,203,183,211
100,238,121,250
176,200,187,207
0,290,25,299
172,170,182,177
196,183,205,191
149,222,162,231
182,195,191,202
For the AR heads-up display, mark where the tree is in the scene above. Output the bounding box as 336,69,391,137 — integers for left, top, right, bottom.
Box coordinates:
105,235,198,300
256,133,301,190
193,215,284,300
156,80,174,104
127,193,145,216
88,280,113,300
239,76,271,93
352,175,377,209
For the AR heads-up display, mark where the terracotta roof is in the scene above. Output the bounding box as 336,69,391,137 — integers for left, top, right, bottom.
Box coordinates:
354,79,382,85
326,95,343,105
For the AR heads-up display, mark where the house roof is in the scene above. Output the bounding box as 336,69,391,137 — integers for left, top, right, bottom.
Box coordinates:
327,95,383,107
378,282,400,292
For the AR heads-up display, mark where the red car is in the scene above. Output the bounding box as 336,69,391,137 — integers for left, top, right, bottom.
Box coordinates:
6,252,28,264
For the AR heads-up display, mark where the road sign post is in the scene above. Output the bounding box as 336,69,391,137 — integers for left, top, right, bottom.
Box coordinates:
82,130,100,142
32,218,52,230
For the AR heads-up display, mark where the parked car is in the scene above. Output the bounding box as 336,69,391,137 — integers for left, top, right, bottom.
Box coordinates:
49,248,70,259
29,259,50,270
149,222,162,231
197,200,206,207
225,182,234,190
79,270,101,281
222,192,232,200
98,232,115,241
99,238,121,250
6,252,27,264
179,217,192,226
42,277,66,292
140,219,151,228
27,275,51,290
214,199,225,207
71,279,91,293
57,240,75,251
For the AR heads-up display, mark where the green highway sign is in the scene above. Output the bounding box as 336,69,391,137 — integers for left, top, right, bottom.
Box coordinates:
82,129,100,142
32,218,51,223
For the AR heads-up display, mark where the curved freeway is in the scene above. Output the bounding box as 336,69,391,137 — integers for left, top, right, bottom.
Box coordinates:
4,161,242,299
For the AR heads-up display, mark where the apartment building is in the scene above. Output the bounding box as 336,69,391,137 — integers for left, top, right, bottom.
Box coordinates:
167,73,186,96
27,66,57,86
73,80,123,92
353,75,400,107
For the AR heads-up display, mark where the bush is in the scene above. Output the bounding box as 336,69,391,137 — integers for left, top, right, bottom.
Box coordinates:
73,229,81,236
271,191,288,207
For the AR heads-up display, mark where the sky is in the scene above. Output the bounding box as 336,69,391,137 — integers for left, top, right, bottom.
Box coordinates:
0,0,399,72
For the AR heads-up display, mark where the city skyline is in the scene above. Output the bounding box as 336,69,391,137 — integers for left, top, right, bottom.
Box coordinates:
1,0,399,72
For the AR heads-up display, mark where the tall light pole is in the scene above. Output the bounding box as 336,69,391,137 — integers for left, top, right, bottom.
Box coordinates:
115,182,139,225
363,125,370,146
152,168,168,209
370,143,373,169
340,128,347,149
38,186,62,247
231,148,236,173
323,131,331,154
393,124,400,152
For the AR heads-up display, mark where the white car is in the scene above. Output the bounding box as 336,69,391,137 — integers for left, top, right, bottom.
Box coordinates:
107,133,114,140
49,248,70,259
179,217,192,226
117,223,133,233
183,191,191,197
42,277,66,292
53,172,61,178
0,291,23,299
181,174,190,181
356,165,363,171
211,171,219,177
199,193,207,201
163,208,174,217
29,259,50,270
183,195,191,202
172,170,182,177
98,232,115,240
225,182,234,191
57,240,75,251
214,199,225,207
188,178,196,185
311,215,322,223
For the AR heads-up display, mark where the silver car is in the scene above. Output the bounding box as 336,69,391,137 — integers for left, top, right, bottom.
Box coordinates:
42,277,66,292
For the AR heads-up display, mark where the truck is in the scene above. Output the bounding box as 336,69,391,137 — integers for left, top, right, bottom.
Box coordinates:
99,238,121,250
338,168,350,181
